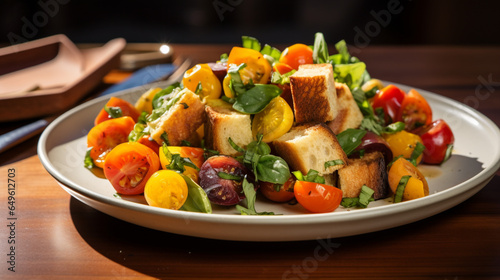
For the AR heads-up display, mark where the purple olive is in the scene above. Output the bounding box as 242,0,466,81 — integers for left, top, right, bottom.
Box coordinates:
198,155,253,206
352,131,393,165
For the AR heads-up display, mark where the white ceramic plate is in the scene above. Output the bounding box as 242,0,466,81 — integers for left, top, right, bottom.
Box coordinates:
38,81,500,241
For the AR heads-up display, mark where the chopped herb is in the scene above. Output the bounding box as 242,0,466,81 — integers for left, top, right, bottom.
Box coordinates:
137,111,148,124
443,144,453,163
161,132,169,145
236,177,276,215
384,122,405,134
113,193,122,199
194,82,203,95
394,175,411,203
84,147,95,169
180,140,191,146
180,102,189,109
271,69,296,85
161,143,199,173
104,106,122,119
218,172,243,181
219,53,228,63
341,184,375,208
292,169,325,184
409,142,426,166
128,123,149,142
324,159,345,170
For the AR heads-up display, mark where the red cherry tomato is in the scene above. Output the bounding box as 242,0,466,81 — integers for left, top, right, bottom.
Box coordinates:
260,176,295,202
278,44,314,70
94,97,141,126
137,135,161,156
397,89,432,130
371,84,406,124
413,119,454,164
294,181,343,213
87,116,135,168
103,142,160,195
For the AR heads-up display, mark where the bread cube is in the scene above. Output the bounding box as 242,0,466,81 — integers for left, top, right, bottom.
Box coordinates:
327,82,364,134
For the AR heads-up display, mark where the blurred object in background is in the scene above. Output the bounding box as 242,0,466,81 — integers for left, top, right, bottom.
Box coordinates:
1,0,499,46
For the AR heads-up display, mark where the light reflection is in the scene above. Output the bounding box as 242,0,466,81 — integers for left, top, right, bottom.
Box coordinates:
159,44,170,55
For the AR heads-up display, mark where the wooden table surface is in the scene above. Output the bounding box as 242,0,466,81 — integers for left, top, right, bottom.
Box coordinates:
1,44,500,279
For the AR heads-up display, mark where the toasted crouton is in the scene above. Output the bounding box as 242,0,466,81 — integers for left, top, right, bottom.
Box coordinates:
148,88,206,146
204,100,253,156
338,152,389,200
273,123,347,175
327,83,364,134
290,64,339,124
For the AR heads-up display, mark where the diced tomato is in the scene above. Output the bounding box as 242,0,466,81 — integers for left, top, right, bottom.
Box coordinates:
94,97,141,125
260,176,295,202
397,89,432,130
137,135,161,156
413,119,454,164
371,84,406,124
273,62,294,75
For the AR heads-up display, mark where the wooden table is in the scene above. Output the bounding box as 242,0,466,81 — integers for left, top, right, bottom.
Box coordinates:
1,44,500,279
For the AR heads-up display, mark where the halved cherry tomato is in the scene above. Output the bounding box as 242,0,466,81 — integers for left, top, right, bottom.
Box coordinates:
87,116,135,168
251,96,294,143
273,62,294,75
182,64,222,100
159,146,205,183
103,142,160,195
413,119,454,164
294,181,343,213
227,46,271,84
371,84,405,124
388,157,429,201
383,130,424,165
278,44,314,70
260,176,295,202
135,87,162,114
397,89,432,130
137,135,161,156
144,170,188,210
94,97,141,126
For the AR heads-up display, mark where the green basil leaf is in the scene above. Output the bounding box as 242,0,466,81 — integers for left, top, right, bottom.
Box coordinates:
334,40,351,64
358,185,375,208
179,174,212,213
394,175,411,203
410,142,426,162
228,137,246,153
256,155,290,184
384,122,405,134
271,69,296,85
104,106,122,119
232,84,282,114
333,62,367,90
341,197,359,208
336,128,367,156
152,82,180,109
128,123,148,142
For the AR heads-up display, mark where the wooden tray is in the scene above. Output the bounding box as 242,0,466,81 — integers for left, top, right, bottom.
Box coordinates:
0,34,125,122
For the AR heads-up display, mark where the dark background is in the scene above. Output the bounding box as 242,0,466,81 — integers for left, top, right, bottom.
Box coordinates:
1,0,499,46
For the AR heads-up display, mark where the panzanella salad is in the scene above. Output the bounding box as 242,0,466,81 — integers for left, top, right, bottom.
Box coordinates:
84,33,455,214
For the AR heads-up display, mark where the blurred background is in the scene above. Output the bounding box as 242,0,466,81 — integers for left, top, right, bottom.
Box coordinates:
1,0,499,46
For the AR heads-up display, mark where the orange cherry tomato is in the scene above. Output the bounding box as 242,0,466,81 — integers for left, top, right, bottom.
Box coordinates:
278,44,314,70
273,62,294,75
294,181,343,213
87,116,135,168
103,142,160,195
383,130,424,165
94,97,141,126
397,89,433,130
260,176,296,202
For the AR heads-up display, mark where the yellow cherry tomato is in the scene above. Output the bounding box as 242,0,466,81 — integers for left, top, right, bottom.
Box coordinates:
182,64,222,100
384,130,424,165
222,74,234,98
159,146,205,183
144,170,188,210
251,96,294,143
388,157,429,201
227,47,271,84
361,79,384,92
134,87,162,114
